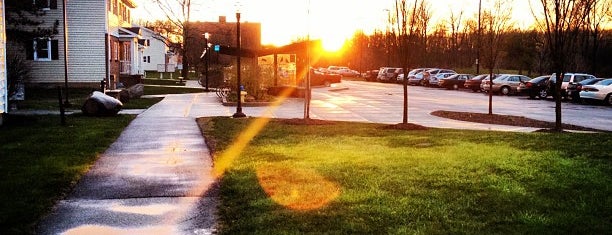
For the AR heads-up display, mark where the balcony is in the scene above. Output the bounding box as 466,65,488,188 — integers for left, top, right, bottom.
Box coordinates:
120,60,131,74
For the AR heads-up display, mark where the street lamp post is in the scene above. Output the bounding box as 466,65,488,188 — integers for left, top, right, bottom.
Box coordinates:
203,32,210,91
62,0,70,106
232,10,246,118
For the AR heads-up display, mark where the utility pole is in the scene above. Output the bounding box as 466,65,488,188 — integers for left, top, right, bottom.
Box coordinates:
62,0,70,106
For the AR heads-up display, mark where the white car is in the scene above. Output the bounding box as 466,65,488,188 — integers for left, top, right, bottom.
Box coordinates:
579,78,612,105
428,72,456,87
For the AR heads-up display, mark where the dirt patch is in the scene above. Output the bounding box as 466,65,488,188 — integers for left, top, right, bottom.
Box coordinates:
431,110,605,132
382,123,430,131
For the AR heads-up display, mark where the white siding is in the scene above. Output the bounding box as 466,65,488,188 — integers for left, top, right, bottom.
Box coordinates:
11,0,106,85
141,29,170,72
0,0,6,114
67,0,106,83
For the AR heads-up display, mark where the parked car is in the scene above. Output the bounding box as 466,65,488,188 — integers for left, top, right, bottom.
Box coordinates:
546,73,596,99
464,74,488,92
310,69,342,86
364,70,379,81
482,74,531,95
418,68,456,86
579,78,612,105
377,67,402,82
478,74,502,92
439,74,474,90
428,72,456,87
337,68,360,77
517,75,550,99
566,78,603,102
406,68,433,85
326,66,349,74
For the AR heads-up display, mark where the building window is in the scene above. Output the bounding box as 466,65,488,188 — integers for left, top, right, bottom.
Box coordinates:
27,38,58,61
34,39,51,61
33,0,57,10
147,56,151,63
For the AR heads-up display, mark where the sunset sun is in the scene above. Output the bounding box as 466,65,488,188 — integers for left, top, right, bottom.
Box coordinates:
322,37,346,52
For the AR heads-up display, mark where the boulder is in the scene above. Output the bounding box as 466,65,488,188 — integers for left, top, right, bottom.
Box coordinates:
126,83,144,99
81,91,123,116
118,89,130,103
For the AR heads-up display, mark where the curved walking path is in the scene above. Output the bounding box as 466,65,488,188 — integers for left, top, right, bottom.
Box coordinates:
37,94,218,235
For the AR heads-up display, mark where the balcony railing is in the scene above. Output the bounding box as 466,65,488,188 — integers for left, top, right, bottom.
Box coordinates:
120,60,131,74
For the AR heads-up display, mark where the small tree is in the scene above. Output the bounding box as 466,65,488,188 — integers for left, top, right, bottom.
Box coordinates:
481,0,513,115
149,0,194,80
535,0,594,131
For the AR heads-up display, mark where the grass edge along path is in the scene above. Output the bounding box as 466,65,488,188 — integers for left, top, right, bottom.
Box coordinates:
198,117,612,234
0,114,136,235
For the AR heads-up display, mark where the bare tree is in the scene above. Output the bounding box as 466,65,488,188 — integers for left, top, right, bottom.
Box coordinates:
481,0,513,115
393,0,422,124
585,0,611,74
448,8,464,63
534,0,595,131
149,0,193,79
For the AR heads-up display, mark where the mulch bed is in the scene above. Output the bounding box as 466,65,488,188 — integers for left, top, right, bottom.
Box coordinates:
431,110,605,132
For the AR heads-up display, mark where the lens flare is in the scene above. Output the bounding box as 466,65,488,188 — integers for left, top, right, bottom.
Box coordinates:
256,163,340,211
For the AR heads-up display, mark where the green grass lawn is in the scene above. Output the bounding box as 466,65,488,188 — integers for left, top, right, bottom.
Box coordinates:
15,87,163,110
143,85,206,95
199,117,612,234
0,114,136,235
143,78,187,86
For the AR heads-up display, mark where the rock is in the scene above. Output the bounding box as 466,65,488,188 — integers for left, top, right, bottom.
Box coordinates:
81,91,123,116
118,89,130,103
126,84,144,99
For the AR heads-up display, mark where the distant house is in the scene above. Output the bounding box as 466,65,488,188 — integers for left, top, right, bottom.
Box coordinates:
139,27,178,75
6,0,150,89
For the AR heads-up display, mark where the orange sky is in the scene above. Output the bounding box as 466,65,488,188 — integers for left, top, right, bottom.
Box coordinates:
132,0,584,47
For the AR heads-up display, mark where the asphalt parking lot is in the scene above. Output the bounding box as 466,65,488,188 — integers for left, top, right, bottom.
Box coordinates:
306,80,611,131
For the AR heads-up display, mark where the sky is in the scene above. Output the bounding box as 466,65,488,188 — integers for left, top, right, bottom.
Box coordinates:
132,0,540,47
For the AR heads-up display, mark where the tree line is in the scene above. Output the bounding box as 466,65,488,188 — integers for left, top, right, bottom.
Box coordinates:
329,0,612,78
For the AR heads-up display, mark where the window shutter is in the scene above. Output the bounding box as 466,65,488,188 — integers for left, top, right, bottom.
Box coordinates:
26,41,34,60
50,0,57,9
51,40,59,60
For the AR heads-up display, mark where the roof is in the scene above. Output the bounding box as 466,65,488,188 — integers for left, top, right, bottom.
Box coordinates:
122,0,137,8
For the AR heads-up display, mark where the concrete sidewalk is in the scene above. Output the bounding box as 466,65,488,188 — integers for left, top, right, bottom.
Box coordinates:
37,94,218,235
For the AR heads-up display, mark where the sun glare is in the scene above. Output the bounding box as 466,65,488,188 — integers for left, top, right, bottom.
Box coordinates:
322,37,345,53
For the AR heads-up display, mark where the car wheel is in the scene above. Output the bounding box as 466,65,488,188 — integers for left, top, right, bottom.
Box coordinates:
324,81,331,87
606,94,612,106
501,86,510,95
452,84,459,90
538,89,547,99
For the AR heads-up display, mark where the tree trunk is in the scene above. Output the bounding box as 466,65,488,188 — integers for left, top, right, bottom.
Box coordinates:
554,72,563,131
